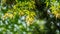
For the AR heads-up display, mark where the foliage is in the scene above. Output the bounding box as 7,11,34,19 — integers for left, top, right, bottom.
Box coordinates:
0,0,60,34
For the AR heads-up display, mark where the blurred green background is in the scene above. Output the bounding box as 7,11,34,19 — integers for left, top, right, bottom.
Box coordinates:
0,0,60,34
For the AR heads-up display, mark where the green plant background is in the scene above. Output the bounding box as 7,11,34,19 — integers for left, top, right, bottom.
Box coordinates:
0,0,60,34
